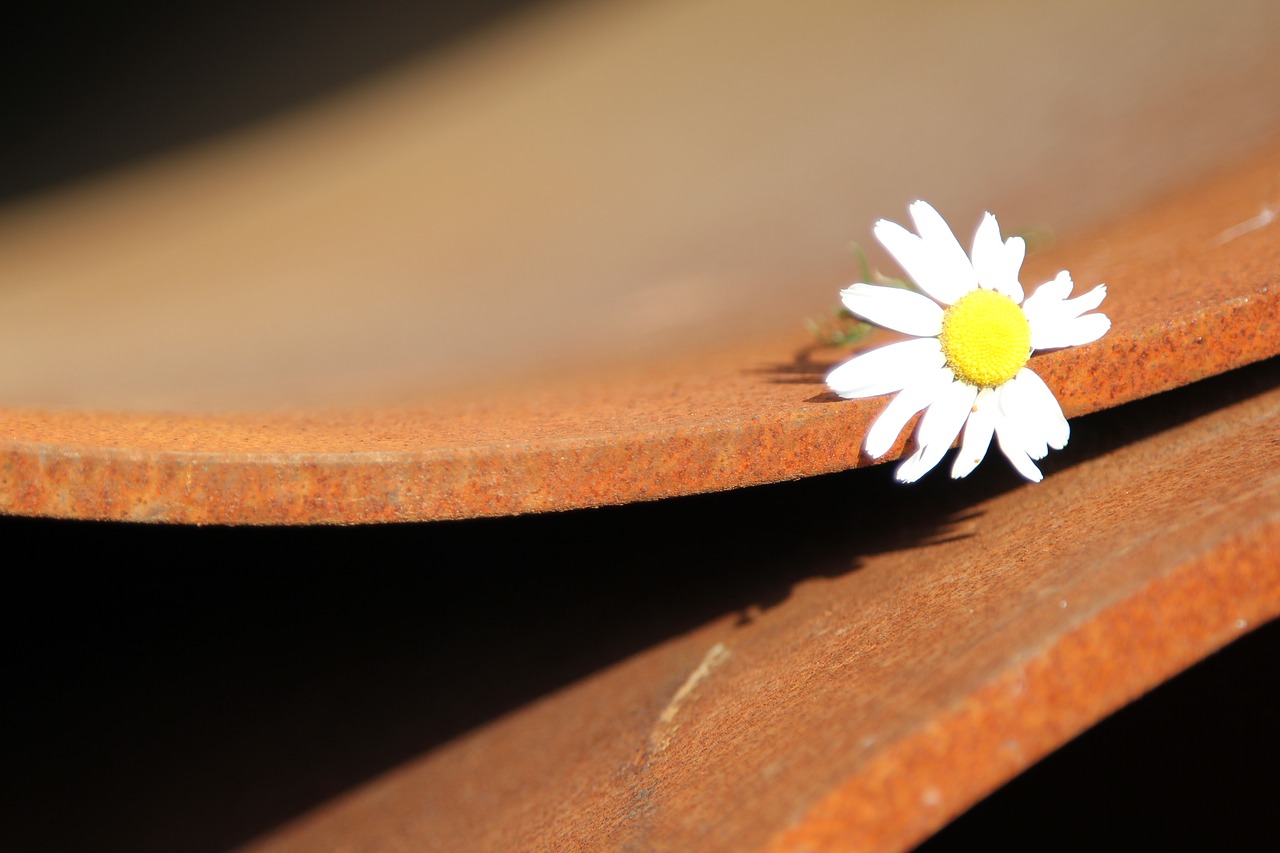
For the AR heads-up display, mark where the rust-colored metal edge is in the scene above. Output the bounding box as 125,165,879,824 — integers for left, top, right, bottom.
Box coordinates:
766,518,1280,853
1,143,1278,524
242,357,1280,852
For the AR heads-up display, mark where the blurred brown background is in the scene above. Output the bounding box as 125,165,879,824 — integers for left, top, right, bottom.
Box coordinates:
2,0,1279,411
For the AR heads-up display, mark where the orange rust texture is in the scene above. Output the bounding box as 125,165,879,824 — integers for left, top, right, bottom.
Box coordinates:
769,520,1280,853
0,142,1279,524
243,358,1280,853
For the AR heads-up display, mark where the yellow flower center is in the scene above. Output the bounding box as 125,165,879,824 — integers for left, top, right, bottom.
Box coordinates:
939,289,1031,388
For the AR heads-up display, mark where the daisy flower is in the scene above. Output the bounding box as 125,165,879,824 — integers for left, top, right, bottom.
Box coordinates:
826,200,1110,483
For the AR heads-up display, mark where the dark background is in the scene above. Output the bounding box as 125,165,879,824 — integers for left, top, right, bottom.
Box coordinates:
1,469,1277,852
1,0,551,204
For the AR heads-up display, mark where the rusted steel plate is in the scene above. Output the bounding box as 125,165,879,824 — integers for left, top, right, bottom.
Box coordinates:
240,357,1280,853
0,140,1277,524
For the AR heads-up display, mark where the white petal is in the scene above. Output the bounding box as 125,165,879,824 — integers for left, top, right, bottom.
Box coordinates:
1022,270,1074,318
873,206,976,305
999,377,1049,460
916,378,979,456
895,379,978,483
840,283,944,337
893,446,932,483
969,214,1005,286
826,338,946,399
863,365,953,459
951,387,997,478
1001,241,1026,303
995,413,1045,482
909,201,980,293
1025,279,1108,337
1025,273,1110,353
970,213,1024,302
1004,235,1026,274
1060,283,1108,318
1011,368,1070,449
871,222,957,306
1030,311,1112,350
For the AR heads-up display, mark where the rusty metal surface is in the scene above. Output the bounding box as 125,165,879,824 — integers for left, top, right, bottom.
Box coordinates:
0,141,1278,524
238,356,1280,853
